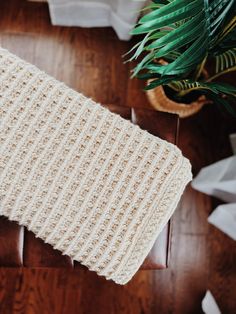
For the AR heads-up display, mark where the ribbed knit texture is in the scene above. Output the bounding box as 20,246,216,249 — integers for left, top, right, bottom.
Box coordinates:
0,47,192,284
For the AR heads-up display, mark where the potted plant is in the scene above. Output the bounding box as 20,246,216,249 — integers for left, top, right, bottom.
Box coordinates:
127,0,236,118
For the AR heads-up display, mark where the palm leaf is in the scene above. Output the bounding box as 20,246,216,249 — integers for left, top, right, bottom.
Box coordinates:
169,80,236,115
210,48,236,80
168,79,236,96
131,0,202,35
128,0,236,116
214,17,236,53
168,80,203,92
129,0,235,80
147,11,204,50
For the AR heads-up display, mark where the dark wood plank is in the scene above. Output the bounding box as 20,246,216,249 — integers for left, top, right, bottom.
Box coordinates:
176,107,236,314
0,267,157,314
0,217,23,267
102,104,131,120
131,108,178,144
0,0,235,313
23,231,73,268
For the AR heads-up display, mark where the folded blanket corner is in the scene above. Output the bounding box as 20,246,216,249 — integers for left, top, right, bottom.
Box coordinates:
0,47,192,284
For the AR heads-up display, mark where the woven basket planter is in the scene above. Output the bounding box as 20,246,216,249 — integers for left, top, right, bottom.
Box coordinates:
146,84,211,118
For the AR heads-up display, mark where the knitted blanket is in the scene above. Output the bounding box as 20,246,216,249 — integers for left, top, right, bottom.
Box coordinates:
0,48,192,284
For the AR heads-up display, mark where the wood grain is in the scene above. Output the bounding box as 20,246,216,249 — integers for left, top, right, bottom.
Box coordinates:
0,0,235,313
0,218,23,267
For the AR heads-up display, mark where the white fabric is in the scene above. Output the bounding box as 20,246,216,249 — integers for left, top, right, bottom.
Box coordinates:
48,0,146,40
202,291,221,314
208,203,236,240
191,156,236,203
192,155,236,240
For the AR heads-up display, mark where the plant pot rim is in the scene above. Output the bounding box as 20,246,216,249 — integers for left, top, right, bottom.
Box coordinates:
146,84,212,118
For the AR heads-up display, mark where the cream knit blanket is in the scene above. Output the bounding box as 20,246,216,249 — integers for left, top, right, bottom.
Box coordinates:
0,48,192,284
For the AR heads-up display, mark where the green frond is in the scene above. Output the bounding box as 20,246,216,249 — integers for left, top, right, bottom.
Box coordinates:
129,0,235,80
168,80,203,92
169,80,236,95
209,48,236,81
128,0,236,116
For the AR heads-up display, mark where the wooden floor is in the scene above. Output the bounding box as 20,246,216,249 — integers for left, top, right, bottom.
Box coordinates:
0,1,236,313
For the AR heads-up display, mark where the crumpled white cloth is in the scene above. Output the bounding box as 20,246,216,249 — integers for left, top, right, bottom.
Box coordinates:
202,291,221,314
192,156,236,203
208,203,236,240
47,0,146,40
192,155,236,240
